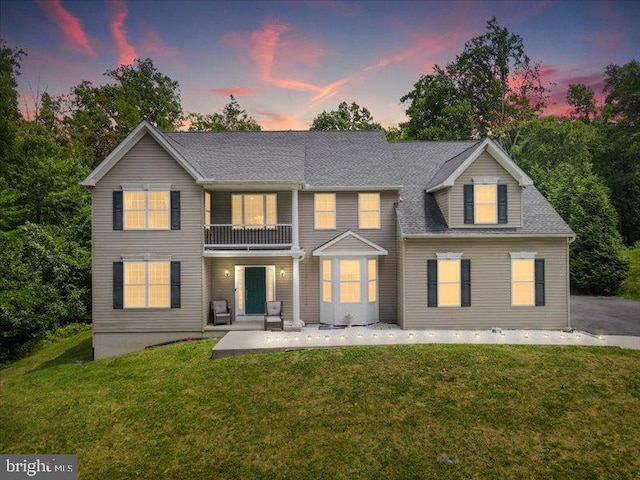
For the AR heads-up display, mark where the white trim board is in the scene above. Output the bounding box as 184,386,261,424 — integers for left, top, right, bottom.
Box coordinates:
313,230,388,257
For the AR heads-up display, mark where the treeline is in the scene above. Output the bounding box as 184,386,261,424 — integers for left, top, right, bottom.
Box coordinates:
0,17,637,358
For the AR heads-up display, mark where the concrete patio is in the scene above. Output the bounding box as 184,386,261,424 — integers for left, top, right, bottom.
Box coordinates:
210,324,640,358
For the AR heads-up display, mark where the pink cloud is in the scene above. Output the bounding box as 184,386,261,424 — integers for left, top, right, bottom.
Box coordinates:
109,0,137,66
139,25,180,66
225,20,349,107
36,0,95,56
211,87,264,96
541,69,607,117
257,111,308,130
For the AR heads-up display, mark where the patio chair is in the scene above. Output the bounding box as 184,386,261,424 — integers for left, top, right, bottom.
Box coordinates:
264,301,284,331
210,300,232,326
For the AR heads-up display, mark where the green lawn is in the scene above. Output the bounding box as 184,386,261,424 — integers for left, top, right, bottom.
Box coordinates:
1,332,639,479
620,243,640,300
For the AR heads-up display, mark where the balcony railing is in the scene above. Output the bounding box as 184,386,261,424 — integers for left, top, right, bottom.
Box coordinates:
205,224,293,248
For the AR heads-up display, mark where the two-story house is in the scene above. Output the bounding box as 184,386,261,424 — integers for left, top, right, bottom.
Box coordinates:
82,120,574,359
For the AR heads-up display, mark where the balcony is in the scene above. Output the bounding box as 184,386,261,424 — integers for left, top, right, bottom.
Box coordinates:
205,224,293,249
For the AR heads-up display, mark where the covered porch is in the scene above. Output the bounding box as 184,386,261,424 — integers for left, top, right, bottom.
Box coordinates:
203,251,304,331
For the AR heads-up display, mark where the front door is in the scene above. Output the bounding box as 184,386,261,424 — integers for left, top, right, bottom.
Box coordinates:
245,267,266,314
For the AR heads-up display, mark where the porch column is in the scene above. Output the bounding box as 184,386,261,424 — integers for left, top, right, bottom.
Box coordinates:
292,189,299,248
293,256,301,325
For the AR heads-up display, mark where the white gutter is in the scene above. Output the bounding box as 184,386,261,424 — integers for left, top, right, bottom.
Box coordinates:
302,185,403,191
403,233,576,239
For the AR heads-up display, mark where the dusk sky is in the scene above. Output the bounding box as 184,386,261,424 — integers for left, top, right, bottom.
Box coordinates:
1,0,639,130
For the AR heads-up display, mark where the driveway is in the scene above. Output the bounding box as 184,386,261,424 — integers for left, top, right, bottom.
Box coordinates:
571,295,640,336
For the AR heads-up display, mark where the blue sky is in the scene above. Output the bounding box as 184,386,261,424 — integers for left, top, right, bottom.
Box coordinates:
1,0,638,129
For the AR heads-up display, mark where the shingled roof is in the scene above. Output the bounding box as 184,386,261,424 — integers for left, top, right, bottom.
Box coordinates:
82,120,574,237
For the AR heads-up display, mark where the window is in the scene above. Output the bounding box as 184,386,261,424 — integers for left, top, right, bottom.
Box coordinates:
322,259,332,302
315,193,336,229
124,261,170,308
204,191,211,225
359,193,380,229
474,184,497,224
368,259,377,302
512,258,535,306
340,259,361,303
438,259,461,307
124,191,170,229
232,194,277,228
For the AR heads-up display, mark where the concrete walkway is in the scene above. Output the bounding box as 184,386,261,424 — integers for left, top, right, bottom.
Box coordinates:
211,325,640,358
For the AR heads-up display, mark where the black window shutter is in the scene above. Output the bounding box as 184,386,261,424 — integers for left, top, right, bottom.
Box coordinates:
171,261,181,308
171,191,181,230
498,184,508,224
113,262,124,309
535,259,545,306
427,260,438,307
113,191,123,230
464,185,474,224
461,259,471,307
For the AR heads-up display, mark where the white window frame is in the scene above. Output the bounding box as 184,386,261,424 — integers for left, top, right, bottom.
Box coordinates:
368,258,377,302
339,259,361,304
358,193,381,229
314,193,336,230
510,252,536,307
123,189,171,230
231,194,277,229
435,252,462,307
123,260,171,309
473,180,498,225
321,259,332,303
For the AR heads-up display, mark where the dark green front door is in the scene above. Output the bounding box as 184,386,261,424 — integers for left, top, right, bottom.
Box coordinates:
245,267,266,314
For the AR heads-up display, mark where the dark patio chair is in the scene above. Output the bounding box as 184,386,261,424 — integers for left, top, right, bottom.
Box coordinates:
264,301,284,331
210,300,232,326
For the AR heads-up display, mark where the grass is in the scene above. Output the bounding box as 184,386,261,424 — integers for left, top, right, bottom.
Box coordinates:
1,333,639,479
620,242,640,300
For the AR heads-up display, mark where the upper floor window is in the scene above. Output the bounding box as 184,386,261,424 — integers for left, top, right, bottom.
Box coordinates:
359,193,380,229
315,193,336,230
204,191,212,225
474,184,497,224
124,261,170,308
124,191,170,229
232,194,276,228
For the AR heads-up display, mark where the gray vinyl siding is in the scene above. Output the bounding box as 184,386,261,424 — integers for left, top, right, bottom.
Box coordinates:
210,191,292,224
449,152,522,227
402,237,569,329
206,257,293,323
92,133,204,333
298,191,398,324
434,189,449,225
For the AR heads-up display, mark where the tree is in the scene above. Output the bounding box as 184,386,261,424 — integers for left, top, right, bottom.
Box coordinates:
567,83,597,121
187,95,261,131
66,58,183,164
401,17,548,143
400,68,474,140
510,117,629,294
603,60,640,126
310,101,382,131
0,42,24,173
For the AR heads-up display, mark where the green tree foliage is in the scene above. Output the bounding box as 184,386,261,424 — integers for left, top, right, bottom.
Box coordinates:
510,117,629,294
401,17,548,142
566,83,597,121
0,223,90,361
603,60,640,125
67,58,183,164
310,101,382,131
187,95,261,131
